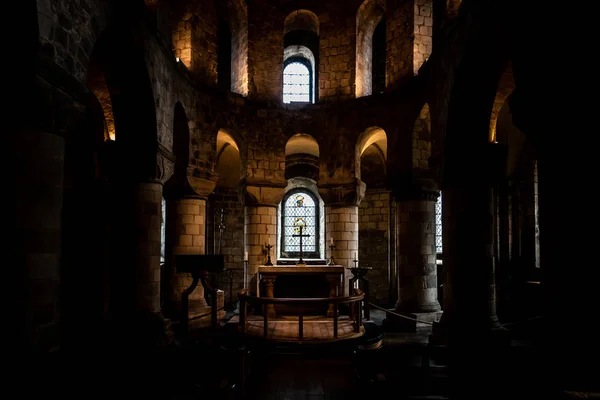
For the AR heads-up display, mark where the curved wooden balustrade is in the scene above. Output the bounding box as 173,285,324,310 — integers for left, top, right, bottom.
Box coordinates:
237,289,365,341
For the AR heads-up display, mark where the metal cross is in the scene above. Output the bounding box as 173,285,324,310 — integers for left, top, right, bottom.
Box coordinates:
292,225,310,265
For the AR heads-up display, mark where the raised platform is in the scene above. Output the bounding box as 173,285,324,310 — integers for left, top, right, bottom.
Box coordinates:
228,315,365,343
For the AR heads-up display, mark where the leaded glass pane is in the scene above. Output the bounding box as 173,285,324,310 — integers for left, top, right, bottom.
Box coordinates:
435,193,442,254
283,62,310,104
283,192,317,254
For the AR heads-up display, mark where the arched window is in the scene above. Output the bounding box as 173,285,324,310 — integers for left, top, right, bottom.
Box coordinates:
283,59,312,103
280,189,320,259
435,192,442,255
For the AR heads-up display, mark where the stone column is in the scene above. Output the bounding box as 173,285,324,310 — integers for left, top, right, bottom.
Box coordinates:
241,185,284,296
163,172,218,322
326,206,359,283
431,144,508,345
391,179,441,329
244,205,278,295
166,198,208,310
106,151,174,348
11,129,64,352
132,182,164,313
320,180,366,296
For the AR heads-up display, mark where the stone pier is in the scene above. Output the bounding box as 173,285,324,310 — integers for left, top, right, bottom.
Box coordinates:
390,179,442,330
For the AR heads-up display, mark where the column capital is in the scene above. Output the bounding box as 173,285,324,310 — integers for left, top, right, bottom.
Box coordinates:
393,177,439,202
318,178,366,207
238,182,286,207
163,167,219,200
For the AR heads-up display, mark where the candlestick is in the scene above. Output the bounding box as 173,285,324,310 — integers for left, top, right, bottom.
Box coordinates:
328,243,336,265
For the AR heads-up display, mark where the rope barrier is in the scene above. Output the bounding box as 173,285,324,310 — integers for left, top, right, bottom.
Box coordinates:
368,302,541,327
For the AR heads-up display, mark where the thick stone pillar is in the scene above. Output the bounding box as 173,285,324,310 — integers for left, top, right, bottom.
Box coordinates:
320,180,366,295
104,149,174,349
11,129,64,352
241,185,284,295
391,178,441,329
431,144,508,345
166,198,208,310
163,172,218,323
244,205,278,295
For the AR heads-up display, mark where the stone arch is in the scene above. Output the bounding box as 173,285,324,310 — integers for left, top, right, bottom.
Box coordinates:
285,133,320,181
412,103,432,170
447,0,462,18
283,10,320,103
357,126,387,187
284,9,320,35
356,0,385,98
356,126,387,181
216,129,243,189
489,62,515,143
87,25,159,177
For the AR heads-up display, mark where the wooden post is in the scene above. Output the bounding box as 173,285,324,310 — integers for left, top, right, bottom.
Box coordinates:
299,313,303,339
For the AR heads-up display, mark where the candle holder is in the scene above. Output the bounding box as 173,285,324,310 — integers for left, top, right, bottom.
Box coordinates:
265,243,273,266
243,260,248,288
328,244,336,265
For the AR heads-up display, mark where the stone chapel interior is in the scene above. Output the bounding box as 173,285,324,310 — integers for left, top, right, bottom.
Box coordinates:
11,0,596,397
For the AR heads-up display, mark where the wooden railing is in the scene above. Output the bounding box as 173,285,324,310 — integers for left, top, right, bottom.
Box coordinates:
237,289,365,340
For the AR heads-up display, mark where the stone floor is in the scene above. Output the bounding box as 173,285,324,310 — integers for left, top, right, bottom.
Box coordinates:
163,309,548,400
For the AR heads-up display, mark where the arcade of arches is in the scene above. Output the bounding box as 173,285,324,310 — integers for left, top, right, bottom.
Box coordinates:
9,0,597,397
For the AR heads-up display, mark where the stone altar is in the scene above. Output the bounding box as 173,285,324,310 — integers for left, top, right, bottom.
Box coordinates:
257,265,346,317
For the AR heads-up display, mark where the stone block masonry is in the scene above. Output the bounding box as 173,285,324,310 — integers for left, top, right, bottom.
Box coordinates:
413,0,433,74
326,206,359,294
165,198,208,310
134,183,165,313
359,190,391,304
245,206,278,294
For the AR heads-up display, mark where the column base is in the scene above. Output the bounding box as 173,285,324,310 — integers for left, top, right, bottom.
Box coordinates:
383,310,443,332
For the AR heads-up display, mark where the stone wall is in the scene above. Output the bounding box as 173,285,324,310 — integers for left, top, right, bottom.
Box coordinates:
36,0,104,85
211,189,245,304
413,0,433,74
412,103,432,170
172,0,219,85
318,8,356,101
359,190,391,304
385,0,414,89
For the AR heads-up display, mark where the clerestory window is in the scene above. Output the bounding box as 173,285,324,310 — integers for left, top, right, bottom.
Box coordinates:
283,59,312,104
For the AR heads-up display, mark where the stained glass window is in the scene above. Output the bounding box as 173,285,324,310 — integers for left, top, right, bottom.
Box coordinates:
281,190,320,258
283,61,311,104
435,192,442,254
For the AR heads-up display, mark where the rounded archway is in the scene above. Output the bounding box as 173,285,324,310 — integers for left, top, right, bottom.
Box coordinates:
356,126,387,183
285,133,320,180
356,0,386,98
283,10,320,103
